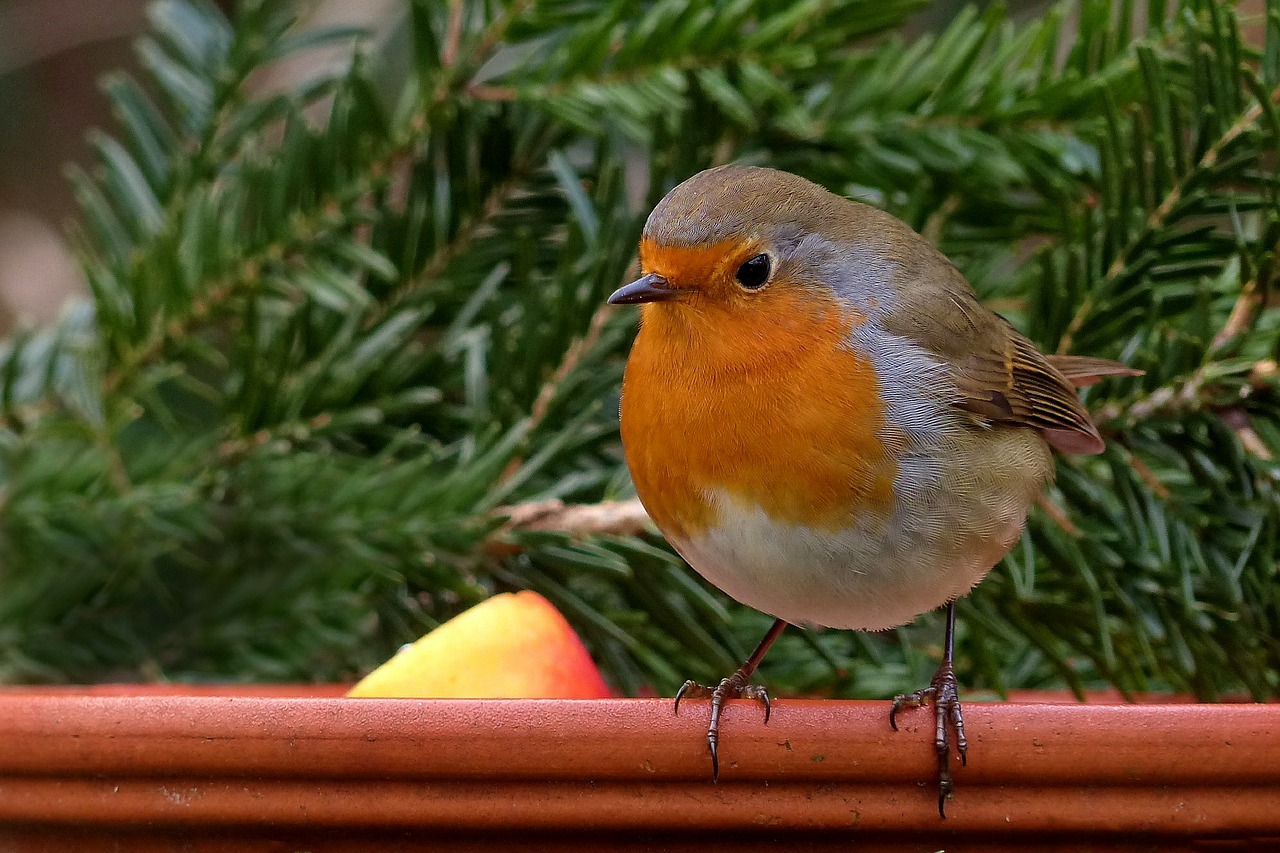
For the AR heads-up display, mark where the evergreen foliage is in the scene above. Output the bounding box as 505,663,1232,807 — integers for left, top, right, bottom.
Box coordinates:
0,0,1276,699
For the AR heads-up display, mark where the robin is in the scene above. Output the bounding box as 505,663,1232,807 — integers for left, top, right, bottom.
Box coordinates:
607,165,1137,817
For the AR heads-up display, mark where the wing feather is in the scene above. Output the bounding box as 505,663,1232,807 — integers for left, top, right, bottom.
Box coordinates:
875,250,1130,455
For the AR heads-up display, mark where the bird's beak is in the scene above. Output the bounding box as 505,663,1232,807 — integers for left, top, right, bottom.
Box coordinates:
607,273,684,305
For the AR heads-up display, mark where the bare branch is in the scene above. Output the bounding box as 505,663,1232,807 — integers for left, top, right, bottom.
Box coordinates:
493,497,653,538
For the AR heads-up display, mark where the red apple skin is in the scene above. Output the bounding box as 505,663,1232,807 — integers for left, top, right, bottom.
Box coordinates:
348,591,613,699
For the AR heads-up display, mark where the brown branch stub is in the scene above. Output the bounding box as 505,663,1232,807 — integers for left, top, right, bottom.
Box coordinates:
922,194,961,246
473,0,535,63
1035,492,1081,537
1126,448,1171,500
493,497,653,538
441,0,464,69
1212,274,1265,351
1221,407,1275,461
1251,358,1279,386
468,84,518,101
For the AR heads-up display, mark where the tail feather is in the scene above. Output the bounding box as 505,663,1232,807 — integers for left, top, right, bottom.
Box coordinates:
1045,355,1143,388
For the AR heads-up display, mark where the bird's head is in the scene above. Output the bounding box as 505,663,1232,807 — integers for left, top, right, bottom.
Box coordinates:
608,165,899,325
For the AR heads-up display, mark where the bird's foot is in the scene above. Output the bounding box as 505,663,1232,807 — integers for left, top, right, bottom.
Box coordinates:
674,669,771,781
889,660,968,818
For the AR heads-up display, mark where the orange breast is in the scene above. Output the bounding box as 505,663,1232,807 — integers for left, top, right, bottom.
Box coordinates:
620,288,896,540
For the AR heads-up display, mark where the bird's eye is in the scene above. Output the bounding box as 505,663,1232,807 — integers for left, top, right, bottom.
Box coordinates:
735,254,772,290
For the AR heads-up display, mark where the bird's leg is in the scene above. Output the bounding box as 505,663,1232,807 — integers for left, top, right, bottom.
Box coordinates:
675,618,787,781
889,600,968,819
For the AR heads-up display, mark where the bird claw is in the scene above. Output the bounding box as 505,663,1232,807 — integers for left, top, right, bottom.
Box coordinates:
675,670,771,781
890,661,967,818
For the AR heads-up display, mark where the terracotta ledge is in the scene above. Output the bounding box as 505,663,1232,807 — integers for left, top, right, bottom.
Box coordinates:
0,688,1276,851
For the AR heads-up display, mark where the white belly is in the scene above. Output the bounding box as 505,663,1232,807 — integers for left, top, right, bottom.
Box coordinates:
667,429,1052,631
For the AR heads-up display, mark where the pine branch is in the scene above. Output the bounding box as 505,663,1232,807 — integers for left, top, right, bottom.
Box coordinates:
1057,78,1280,354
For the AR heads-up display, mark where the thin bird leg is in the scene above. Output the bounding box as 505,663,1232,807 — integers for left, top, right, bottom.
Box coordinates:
675,618,788,781
889,601,968,819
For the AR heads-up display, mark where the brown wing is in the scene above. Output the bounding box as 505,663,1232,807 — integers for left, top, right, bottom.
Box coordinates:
873,238,1122,456
950,327,1106,454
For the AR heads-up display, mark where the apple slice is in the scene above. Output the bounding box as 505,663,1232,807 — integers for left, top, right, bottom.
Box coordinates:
348,591,612,699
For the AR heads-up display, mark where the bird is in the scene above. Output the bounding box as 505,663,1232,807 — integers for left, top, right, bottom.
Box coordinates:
607,164,1138,818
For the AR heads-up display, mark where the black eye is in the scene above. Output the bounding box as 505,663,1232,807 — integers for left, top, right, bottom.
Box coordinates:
735,253,772,289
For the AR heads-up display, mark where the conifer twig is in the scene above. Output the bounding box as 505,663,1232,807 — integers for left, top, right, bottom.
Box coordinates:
1057,81,1280,355
528,304,612,431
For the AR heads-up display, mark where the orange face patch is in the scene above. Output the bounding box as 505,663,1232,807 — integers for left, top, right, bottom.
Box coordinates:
638,236,764,300
619,279,895,539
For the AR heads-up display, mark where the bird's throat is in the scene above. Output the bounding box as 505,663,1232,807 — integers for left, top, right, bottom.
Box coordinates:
621,293,897,540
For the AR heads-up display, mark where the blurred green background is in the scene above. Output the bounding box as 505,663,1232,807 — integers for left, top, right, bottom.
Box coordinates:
0,0,1051,333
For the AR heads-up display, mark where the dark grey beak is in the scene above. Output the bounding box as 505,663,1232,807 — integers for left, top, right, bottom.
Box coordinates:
607,273,683,305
